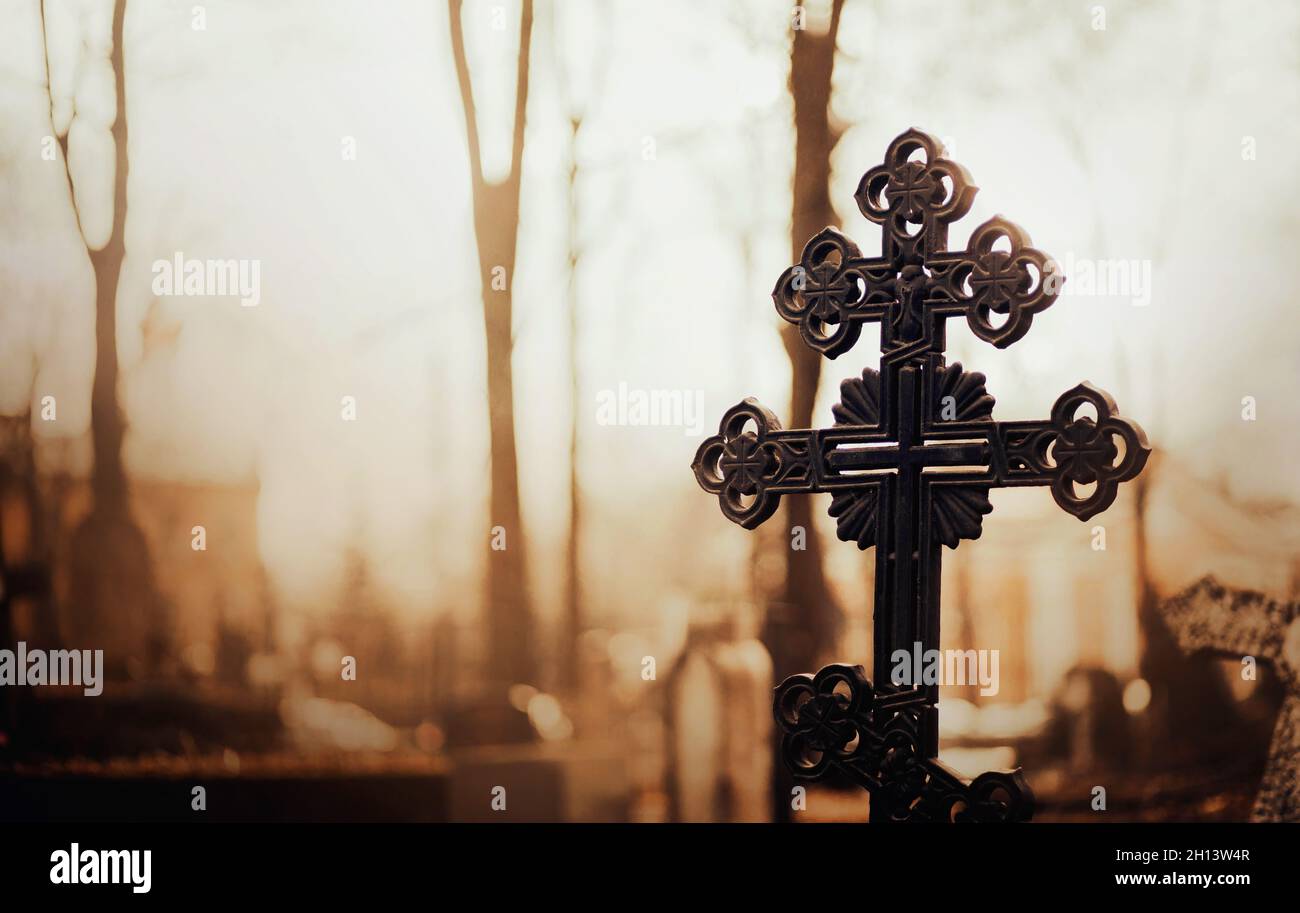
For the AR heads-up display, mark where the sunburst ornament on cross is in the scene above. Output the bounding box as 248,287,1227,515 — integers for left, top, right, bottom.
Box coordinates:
691,128,1150,822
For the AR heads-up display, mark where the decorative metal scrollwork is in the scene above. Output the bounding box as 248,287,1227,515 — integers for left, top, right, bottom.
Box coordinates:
692,129,1151,823
828,362,995,549
772,128,1061,361
771,227,876,358
691,398,786,530
854,127,977,264
773,666,1033,822
1000,382,1151,521
929,216,1061,348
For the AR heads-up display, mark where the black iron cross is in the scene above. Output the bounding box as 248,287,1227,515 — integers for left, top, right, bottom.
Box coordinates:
691,129,1150,822
1160,577,1300,821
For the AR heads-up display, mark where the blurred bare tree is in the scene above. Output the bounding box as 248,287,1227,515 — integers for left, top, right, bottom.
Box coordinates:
766,0,846,686
448,0,537,686
41,0,166,672
550,1,611,694
760,0,848,823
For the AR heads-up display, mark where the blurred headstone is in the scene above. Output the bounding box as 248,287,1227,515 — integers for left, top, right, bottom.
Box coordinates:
443,695,533,748
213,596,253,687
0,414,54,747
0,415,54,644
1160,577,1300,821
664,622,772,822
1043,666,1132,770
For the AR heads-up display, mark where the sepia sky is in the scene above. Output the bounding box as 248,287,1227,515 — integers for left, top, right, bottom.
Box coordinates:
1,0,1298,628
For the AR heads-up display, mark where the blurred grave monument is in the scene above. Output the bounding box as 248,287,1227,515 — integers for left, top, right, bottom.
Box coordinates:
0,413,54,747
692,128,1150,822
1043,666,1132,772
1160,576,1300,821
664,615,772,822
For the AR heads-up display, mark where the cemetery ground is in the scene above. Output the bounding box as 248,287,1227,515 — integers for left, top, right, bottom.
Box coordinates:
0,635,1282,823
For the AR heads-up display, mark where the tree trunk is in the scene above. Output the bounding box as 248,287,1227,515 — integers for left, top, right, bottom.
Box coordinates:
767,0,846,686
50,0,166,674
764,0,847,822
560,114,582,693
449,0,537,687
87,0,130,515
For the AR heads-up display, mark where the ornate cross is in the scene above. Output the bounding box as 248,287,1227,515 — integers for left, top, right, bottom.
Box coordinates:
691,129,1150,822
1160,577,1300,822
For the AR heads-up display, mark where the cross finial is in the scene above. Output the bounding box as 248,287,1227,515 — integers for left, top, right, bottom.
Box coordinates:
772,130,1061,359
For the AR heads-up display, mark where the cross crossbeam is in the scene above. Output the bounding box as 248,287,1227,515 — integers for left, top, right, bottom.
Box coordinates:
691,128,1150,822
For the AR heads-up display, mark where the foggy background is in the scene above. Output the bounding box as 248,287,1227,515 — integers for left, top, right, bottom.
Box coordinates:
1,0,1297,822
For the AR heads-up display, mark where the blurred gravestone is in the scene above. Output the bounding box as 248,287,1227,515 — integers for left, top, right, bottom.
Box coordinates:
664,622,772,822
1160,576,1300,821
1044,666,1132,771
0,414,54,747
0,416,53,640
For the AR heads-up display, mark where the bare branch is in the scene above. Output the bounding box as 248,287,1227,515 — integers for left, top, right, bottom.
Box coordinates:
507,0,534,194
39,0,86,245
447,0,484,190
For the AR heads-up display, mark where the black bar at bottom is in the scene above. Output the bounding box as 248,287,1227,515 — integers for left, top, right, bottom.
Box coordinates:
0,822,1279,899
